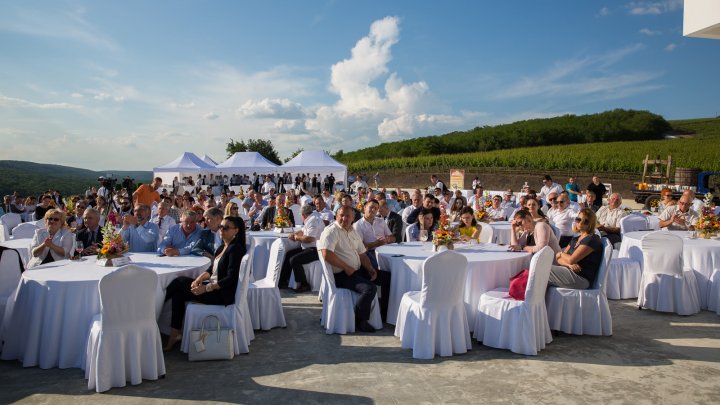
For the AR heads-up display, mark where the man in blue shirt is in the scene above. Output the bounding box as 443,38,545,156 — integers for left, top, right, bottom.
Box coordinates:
121,203,160,252
158,210,203,256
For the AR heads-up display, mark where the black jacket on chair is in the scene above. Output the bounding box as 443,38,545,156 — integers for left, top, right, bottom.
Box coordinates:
208,240,247,306
385,211,404,243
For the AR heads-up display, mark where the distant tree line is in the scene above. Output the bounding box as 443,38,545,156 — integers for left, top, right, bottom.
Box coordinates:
336,109,672,163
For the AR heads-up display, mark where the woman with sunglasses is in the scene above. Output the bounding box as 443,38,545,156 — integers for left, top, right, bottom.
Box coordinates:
509,209,561,254
524,197,548,223
163,215,247,351
658,187,676,214
28,209,75,268
549,208,603,290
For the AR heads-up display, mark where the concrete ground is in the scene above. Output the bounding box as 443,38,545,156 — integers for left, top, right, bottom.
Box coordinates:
1,292,719,405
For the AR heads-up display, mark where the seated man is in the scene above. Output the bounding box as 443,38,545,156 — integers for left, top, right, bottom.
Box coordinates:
541,192,558,215
75,208,103,256
318,206,380,333
151,200,176,243
121,203,160,252
339,194,362,223
158,210,203,256
379,200,403,244
547,193,577,247
260,195,295,229
560,191,581,213
595,193,627,245
401,193,422,224
659,195,699,231
190,207,224,258
582,190,599,212
405,194,441,225
500,190,517,210
313,194,334,225
353,199,395,270
486,195,506,221
279,204,325,292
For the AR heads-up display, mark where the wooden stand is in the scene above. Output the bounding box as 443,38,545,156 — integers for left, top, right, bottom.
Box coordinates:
641,155,672,184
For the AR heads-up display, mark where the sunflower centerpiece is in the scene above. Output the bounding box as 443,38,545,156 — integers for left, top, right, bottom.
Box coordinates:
273,206,292,233
696,192,720,239
433,211,457,252
96,221,130,266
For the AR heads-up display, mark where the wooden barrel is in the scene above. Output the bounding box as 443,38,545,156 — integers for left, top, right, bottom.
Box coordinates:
675,168,700,186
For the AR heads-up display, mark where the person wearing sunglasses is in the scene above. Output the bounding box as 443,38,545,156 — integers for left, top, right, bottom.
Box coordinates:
658,195,699,231
596,193,627,245
658,187,676,214
28,209,74,268
509,209,561,254
550,208,603,290
547,194,576,247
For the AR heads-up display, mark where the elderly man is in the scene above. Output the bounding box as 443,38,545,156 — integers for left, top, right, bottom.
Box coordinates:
683,189,704,213
279,204,326,293
587,176,607,208
501,190,517,210
542,192,558,215
596,193,628,245
191,207,224,258
401,193,422,224
75,208,103,256
247,191,268,223
121,203,160,252
151,200,176,244
260,195,295,229
539,175,564,204
158,210,203,256
133,177,162,207
313,194,334,225
318,206,380,333
353,199,396,269
406,193,441,225
547,193,577,247
659,195,699,231
379,200,403,244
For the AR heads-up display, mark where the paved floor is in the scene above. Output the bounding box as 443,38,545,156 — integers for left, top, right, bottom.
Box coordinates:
1,293,719,404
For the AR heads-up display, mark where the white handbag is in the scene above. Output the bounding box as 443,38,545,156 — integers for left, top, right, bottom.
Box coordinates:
188,315,235,361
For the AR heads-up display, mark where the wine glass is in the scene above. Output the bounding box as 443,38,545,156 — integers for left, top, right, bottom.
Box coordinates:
75,241,84,260
419,229,428,243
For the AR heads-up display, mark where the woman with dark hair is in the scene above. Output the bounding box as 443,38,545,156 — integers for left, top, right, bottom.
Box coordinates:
406,207,437,242
525,197,548,223
457,207,482,241
449,196,466,222
509,209,561,254
163,215,247,351
549,208,603,290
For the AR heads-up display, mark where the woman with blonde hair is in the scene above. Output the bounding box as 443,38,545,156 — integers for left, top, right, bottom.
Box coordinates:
549,208,603,289
28,209,74,268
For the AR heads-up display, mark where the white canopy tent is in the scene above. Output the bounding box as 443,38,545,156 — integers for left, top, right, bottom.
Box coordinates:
153,152,218,187
215,152,279,175
281,150,347,189
200,154,219,166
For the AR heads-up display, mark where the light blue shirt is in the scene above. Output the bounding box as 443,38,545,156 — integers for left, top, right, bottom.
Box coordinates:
121,222,160,252
158,223,203,255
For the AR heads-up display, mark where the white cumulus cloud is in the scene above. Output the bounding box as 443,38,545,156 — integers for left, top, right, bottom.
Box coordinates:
204,112,219,120
665,43,677,52
237,98,307,119
0,95,82,109
627,0,683,15
639,28,661,36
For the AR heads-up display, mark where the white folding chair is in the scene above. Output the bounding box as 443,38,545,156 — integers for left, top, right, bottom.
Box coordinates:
395,251,471,359
708,269,720,315
545,238,614,336
247,239,286,330
289,204,303,226
84,265,165,392
637,231,700,315
317,254,382,334
479,224,494,243
181,255,255,354
605,215,647,300
404,225,415,242
0,214,22,235
0,223,8,242
0,248,23,328
619,214,649,234
474,247,554,355
9,223,38,239
289,261,324,292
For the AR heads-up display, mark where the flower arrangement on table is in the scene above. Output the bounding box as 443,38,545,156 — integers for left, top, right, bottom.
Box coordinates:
274,206,292,231
63,196,75,218
356,198,366,211
96,221,129,265
107,211,119,227
483,199,493,209
649,198,660,212
474,207,488,223
696,192,719,239
433,211,457,251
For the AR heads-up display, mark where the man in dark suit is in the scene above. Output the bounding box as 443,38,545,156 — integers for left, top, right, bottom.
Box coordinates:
260,195,295,229
75,208,103,256
191,207,224,258
379,200,403,243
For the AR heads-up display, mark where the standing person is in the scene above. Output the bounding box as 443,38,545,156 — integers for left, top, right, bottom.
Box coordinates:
278,205,325,293
318,206,382,332
587,176,607,208
539,175,563,205
133,177,162,207
565,176,581,203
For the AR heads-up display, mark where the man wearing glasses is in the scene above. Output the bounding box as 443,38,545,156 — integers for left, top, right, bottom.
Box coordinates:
121,204,160,252
658,195,699,231
547,194,577,248
596,193,627,245
158,210,202,256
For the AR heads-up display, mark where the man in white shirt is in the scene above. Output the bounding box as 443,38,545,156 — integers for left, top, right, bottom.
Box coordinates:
313,195,334,225
279,205,326,293
659,195,699,231
261,176,276,195
351,177,368,194
539,175,564,205
541,192,558,215
683,189,704,213
596,193,627,245
547,193,577,247
401,193,422,224
318,206,380,332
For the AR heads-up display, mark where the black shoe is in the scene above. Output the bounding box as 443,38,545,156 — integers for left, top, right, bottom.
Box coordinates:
356,320,376,333
293,283,311,293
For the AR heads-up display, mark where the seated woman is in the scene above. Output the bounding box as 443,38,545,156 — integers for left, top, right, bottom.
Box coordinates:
449,197,466,222
28,209,74,268
549,208,603,290
163,215,247,351
406,208,437,242
658,187,676,213
525,197,548,223
457,207,482,241
509,209,561,254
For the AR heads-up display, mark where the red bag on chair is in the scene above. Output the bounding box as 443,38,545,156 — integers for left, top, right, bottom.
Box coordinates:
508,269,529,300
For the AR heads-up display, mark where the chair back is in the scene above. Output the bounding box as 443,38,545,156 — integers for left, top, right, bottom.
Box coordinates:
10,223,38,239
549,223,561,240
98,265,158,326
289,204,302,226
404,225,415,242
317,253,338,294
594,238,613,292
234,255,251,309
420,250,468,308
0,224,8,242
264,238,286,286
479,224,494,243
0,248,23,298
641,231,683,276
523,246,554,306
619,215,648,234
0,214,22,233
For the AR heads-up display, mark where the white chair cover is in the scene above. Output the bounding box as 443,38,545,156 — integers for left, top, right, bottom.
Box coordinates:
318,254,382,334
289,261,324,292
181,255,255,354
619,214,649,234
289,204,302,226
0,223,8,242
247,239,286,330
0,248,23,328
404,225,414,242
394,251,471,359
549,224,561,240
0,213,22,234
84,265,165,392
606,257,642,300
10,223,38,239
474,247,554,355
479,224,494,243
637,231,700,315
708,269,720,315
545,238,614,336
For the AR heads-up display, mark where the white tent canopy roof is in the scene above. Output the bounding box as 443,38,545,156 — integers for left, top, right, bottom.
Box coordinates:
200,154,218,166
215,152,279,174
281,150,347,185
154,152,218,172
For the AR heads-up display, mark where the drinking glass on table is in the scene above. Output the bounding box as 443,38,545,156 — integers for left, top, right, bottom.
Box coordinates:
419,230,428,243
75,241,84,259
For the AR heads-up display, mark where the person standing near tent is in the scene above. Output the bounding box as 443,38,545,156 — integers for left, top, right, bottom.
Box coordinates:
133,177,162,207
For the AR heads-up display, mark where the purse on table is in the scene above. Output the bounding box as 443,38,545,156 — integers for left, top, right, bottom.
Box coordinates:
188,314,235,361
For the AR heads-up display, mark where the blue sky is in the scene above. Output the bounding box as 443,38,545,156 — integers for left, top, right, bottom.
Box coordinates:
0,0,718,171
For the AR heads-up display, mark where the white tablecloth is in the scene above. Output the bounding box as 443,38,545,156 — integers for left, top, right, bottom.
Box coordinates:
0,253,210,369
618,230,720,309
376,242,531,328
0,238,32,266
488,221,513,245
247,230,300,281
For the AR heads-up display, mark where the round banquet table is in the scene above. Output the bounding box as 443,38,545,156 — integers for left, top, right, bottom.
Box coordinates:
487,221,513,245
376,242,531,329
0,253,210,369
618,230,720,309
246,230,300,281
0,237,32,266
